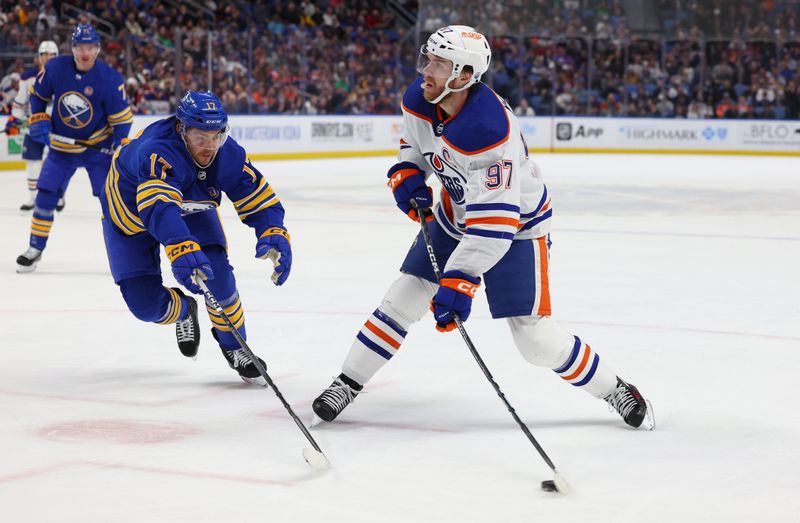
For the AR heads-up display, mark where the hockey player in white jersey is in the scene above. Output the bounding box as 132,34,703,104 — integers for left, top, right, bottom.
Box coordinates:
312,25,654,430
6,41,61,212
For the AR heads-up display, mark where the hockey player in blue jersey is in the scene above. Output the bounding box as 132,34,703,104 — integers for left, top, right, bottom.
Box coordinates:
6,40,61,212
16,24,132,273
312,26,654,430
101,91,292,383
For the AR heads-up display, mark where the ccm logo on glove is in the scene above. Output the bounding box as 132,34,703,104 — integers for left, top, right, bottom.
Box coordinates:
166,240,201,262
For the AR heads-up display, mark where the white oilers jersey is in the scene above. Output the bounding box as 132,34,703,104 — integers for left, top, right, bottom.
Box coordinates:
11,68,41,120
399,76,551,278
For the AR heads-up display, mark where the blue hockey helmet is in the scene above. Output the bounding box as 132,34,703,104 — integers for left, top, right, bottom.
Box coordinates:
71,24,100,45
176,91,228,132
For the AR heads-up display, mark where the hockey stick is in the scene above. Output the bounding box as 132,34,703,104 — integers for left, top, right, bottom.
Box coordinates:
49,132,114,155
412,202,569,493
193,272,331,471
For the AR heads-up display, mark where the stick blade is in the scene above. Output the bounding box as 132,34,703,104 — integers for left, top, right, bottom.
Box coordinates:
553,471,570,494
302,447,330,470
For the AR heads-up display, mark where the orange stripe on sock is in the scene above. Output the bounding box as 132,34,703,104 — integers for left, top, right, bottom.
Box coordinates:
464,216,520,228
561,345,591,381
364,320,401,349
536,236,551,316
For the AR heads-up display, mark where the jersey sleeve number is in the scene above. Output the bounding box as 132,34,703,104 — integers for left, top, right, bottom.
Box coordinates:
149,153,172,180
485,160,513,190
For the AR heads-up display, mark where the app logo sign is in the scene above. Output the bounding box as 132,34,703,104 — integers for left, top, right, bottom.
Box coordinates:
557,122,603,140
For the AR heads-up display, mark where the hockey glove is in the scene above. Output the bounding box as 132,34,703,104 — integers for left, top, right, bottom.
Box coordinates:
255,227,292,286
430,270,481,332
27,112,51,145
5,115,21,135
387,161,433,222
113,137,131,151
165,237,214,294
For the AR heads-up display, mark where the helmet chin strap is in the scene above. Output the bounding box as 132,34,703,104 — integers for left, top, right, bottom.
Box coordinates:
425,73,475,105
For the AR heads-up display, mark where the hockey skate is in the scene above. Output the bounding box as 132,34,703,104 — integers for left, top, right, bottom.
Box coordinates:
55,197,65,212
16,247,42,273
221,347,267,386
604,377,655,430
311,374,362,424
20,196,35,212
174,289,200,358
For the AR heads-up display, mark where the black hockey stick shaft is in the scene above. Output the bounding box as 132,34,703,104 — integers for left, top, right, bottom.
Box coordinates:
413,202,559,473
49,132,114,155
193,273,328,456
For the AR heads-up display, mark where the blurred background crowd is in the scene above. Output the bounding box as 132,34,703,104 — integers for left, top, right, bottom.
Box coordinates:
1,0,798,119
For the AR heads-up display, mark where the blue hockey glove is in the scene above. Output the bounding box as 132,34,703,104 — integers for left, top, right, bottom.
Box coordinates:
430,270,481,332
387,161,433,222
255,227,292,286
27,112,51,144
165,237,214,294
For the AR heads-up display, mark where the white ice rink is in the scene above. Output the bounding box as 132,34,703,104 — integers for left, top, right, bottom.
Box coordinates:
1,153,798,522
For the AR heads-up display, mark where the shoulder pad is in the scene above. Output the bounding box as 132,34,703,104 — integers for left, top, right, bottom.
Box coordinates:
96,60,124,81
216,136,247,167
442,85,510,156
401,76,435,123
20,68,39,80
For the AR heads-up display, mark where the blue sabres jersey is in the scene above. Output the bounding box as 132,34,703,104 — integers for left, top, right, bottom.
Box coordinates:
20,67,38,82
30,55,132,153
104,117,284,244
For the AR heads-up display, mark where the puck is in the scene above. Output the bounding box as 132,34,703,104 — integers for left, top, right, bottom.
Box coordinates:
541,480,557,492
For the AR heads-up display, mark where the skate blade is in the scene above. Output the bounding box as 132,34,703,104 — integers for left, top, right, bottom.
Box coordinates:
241,375,267,387
16,263,38,274
642,399,656,431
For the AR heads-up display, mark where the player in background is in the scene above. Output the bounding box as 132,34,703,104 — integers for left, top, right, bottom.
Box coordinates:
15,24,132,273
5,41,61,212
0,72,20,112
312,26,654,430
102,91,292,383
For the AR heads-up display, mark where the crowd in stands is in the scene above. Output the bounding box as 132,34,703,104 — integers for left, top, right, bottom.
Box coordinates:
1,0,798,120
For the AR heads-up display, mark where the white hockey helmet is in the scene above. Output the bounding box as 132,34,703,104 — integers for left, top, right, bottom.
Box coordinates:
418,25,491,104
38,40,58,55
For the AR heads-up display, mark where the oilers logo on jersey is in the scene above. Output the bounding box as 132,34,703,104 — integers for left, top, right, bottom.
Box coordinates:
424,149,467,204
58,91,93,129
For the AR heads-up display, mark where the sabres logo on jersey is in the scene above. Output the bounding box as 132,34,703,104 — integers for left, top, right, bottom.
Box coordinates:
425,150,467,204
58,91,94,129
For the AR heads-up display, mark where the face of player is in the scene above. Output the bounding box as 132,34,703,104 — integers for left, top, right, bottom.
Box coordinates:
39,53,56,68
72,43,100,71
183,127,227,167
419,52,454,103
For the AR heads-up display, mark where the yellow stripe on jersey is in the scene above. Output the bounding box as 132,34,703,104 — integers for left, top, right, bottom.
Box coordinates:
135,179,183,213
104,154,146,235
86,126,114,144
108,106,133,125
50,139,86,153
232,178,279,219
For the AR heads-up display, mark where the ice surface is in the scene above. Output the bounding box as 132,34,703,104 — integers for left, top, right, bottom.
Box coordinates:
1,154,798,522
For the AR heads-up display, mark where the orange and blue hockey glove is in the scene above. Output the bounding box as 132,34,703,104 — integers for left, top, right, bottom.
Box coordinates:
165,236,214,294
430,270,481,332
387,161,433,222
